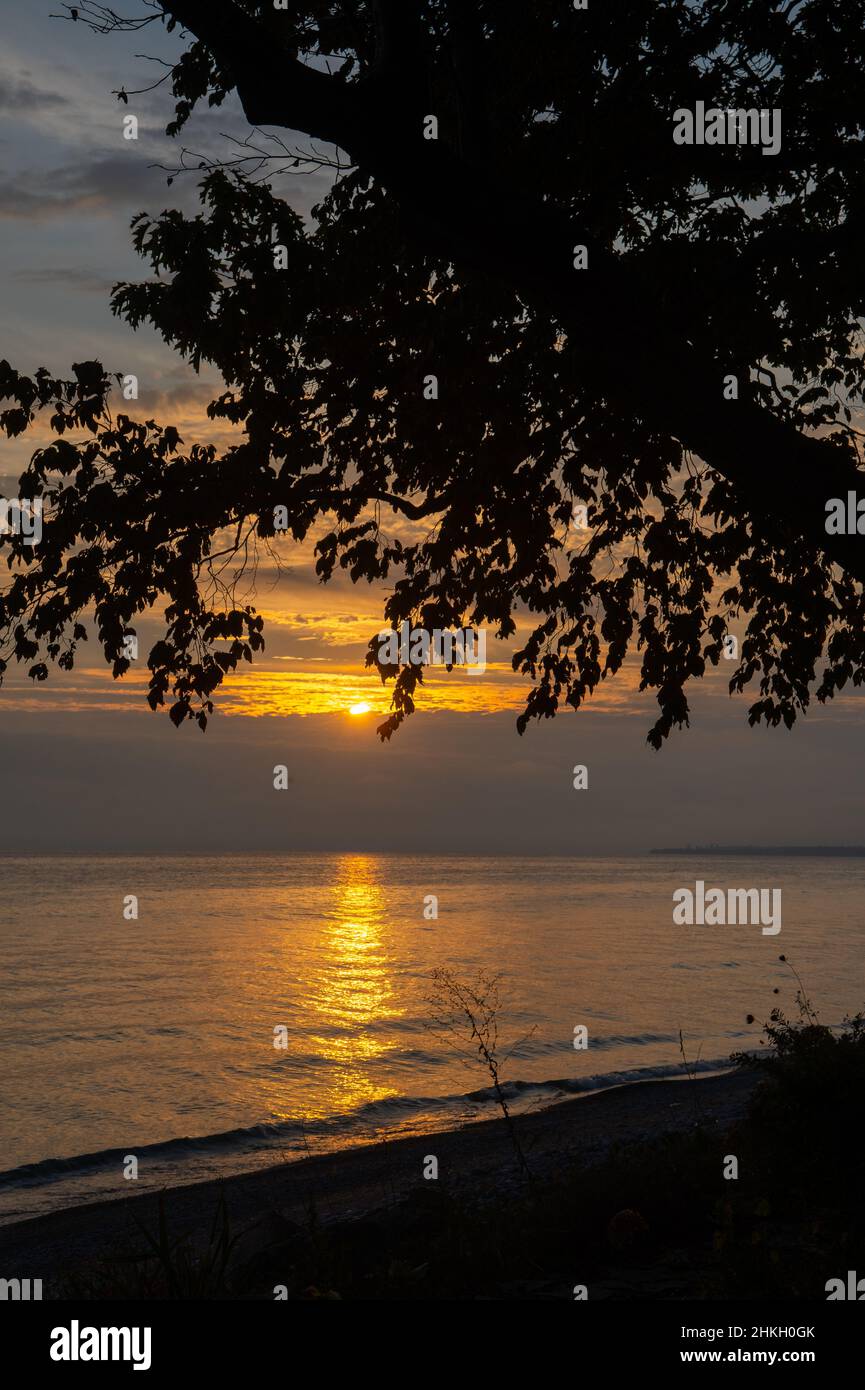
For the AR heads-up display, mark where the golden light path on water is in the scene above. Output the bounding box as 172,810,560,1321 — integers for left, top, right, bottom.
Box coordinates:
280,855,405,1120
5,851,865,1223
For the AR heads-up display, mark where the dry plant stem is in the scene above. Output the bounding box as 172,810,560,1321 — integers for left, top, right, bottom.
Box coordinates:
425,968,533,1180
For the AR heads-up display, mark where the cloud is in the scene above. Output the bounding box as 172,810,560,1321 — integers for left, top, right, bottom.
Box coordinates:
0,75,70,113
12,266,116,293
1,694,865,854
0,154,184,221
133,376,221,414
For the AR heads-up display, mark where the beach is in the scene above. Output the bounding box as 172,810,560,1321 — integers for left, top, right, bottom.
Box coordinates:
2,851,859,1300
0,1070,757,1296
4,850,859,1221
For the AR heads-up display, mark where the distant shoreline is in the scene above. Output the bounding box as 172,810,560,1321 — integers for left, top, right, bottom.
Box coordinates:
651,846,865,856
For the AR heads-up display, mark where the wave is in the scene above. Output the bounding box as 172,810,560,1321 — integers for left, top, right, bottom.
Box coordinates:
0,1055,736,1194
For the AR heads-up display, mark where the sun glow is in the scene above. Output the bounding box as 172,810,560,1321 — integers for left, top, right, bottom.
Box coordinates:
349,702,372,715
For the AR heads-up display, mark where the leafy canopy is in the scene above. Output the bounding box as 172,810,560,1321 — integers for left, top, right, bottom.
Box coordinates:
2,0,865,742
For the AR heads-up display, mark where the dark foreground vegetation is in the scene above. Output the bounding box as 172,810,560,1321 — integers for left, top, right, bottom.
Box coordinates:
58,993,865,1301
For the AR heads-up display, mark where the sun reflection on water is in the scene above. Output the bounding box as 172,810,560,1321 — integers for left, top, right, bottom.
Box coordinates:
299,855,404,1119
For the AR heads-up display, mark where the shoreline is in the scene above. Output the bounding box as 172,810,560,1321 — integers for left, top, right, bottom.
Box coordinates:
0,1068,758,1292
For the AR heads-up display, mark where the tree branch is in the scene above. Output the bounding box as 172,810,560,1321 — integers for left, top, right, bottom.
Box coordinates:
165,0,358,140
365,488,451,521
371,0,426,79
158,1,865,584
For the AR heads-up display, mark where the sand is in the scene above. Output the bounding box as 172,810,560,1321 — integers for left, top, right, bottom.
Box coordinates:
0,1069,758,1290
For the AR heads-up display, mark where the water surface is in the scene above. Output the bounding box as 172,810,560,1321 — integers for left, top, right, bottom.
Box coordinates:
1,853,861,1222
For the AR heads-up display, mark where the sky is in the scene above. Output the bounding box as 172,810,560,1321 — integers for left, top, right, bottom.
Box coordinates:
1,0,864,854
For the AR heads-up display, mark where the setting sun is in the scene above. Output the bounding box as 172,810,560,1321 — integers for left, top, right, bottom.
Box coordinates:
349,702,372,716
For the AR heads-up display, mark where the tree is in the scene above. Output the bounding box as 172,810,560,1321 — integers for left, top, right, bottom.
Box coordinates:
2,0,864,743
